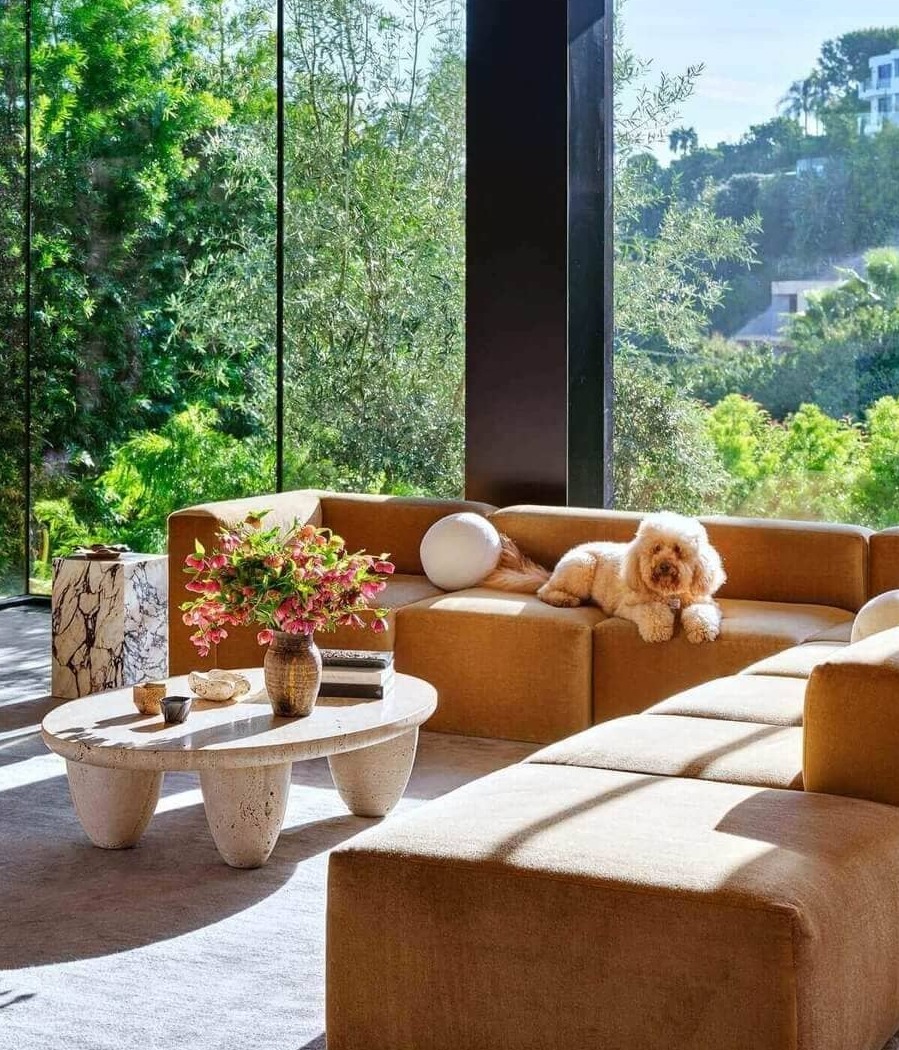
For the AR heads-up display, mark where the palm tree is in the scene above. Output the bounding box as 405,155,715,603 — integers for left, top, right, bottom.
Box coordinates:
668,125,698,156
779,73,825,135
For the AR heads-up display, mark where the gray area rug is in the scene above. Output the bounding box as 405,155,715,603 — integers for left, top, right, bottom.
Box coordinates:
0,608,536,1047
0,673,534,1049
0,606,51,704
3,609,899,1050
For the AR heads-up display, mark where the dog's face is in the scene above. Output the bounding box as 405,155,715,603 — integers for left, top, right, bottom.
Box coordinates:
627,513,722,599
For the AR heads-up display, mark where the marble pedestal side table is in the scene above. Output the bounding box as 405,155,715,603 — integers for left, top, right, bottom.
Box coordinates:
51,554,168,699
41,670,438,868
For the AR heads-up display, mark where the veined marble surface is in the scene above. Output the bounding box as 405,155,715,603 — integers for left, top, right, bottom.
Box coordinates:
51,555,168,699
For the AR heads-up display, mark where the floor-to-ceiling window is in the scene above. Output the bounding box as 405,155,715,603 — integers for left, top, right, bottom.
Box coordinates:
283,0,465,498
26,0,278,593
0,0,26,598
1,0,466,598
614,0,899,527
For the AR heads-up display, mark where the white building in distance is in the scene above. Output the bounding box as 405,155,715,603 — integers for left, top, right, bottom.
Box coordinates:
859,48,899,135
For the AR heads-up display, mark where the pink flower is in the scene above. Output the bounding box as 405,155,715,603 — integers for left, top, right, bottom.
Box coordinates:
185,579,208,594
184,553,206,570
208,553,229,570
257,628,275,646
264,554,284,570
371,617,389,634
374,560,395,575
338,613,365,630
220,534,241,553
360,580,386,599
207,627,228,645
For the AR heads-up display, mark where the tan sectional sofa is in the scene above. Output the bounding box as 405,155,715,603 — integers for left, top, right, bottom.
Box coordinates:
167,490,899,1045
168,490,883,743
327,628,899,1050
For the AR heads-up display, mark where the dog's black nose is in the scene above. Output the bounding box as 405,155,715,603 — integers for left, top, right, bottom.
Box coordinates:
659,561,672,575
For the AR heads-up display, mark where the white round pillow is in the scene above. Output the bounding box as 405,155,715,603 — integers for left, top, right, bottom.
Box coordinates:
420,512,502,591
851,589,899,643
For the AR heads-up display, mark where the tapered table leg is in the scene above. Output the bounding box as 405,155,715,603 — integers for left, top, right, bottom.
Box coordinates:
328,728,419,818
66,761,163,849
199,762,292,868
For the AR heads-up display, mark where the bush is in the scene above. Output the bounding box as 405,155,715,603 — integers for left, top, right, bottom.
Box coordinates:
100,404,275,552
614,357,729,514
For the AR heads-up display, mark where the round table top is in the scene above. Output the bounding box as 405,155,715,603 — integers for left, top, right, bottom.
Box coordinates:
41,670,437,772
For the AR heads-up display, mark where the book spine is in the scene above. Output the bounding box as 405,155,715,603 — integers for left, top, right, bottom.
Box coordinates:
320,649,394,670
321,668,393,685
318,682,391,700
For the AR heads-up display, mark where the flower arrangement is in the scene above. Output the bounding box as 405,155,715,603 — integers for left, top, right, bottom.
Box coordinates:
181,513,395,658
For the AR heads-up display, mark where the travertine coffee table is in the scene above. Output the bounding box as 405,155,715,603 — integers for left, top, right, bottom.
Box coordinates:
41,670,437,868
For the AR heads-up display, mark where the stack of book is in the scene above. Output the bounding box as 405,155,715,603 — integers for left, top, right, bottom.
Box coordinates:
319,649,394,701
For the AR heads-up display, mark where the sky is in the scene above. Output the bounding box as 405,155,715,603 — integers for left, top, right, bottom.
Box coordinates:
621,0,895,153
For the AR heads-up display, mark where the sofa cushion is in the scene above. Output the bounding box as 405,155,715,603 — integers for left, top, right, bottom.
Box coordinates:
647,675,805,726
593,598,854,722
527,714,803,790
320,493,494,576
740,642,847,679
489,506,869,610
394,588,606,743
803,619,853,643
328,762,899,1050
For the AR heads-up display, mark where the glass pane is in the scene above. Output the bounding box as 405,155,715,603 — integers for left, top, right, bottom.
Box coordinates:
0,0,26,597
283,0,465,497
614,3,899,527
28,0,277,591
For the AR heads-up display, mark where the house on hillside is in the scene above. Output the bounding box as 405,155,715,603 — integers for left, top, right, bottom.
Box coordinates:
733,279,841,346
859,48,899,134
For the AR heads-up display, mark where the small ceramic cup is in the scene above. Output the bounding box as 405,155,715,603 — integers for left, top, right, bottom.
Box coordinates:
133,681,167,716
160,696,193,725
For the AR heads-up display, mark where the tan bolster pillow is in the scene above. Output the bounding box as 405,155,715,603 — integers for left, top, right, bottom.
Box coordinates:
804,626,899,806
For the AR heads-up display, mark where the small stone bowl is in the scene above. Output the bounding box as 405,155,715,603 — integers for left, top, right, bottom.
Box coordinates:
160,696,193,725
133,682,167,716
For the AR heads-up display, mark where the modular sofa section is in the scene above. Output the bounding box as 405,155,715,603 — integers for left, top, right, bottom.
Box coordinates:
395,588,604,742
592,598,854,721
327,761,899,1050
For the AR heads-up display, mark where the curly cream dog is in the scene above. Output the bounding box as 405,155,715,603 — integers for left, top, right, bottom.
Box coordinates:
483,512,726,644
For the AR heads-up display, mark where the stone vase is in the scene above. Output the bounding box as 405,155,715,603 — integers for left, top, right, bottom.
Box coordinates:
263,631,322,718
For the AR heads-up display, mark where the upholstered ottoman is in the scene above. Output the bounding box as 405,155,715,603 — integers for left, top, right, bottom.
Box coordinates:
327,759,899,1050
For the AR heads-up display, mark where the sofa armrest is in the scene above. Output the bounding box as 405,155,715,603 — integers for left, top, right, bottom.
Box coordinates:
167,490,324,674
804,627,899,805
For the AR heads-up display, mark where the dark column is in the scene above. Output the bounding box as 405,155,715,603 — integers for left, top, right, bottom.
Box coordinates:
568,0,613,507
465,0,612,508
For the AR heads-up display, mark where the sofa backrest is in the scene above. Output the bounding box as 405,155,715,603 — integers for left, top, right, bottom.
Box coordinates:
869,528,899,598
320,493,495,575
490,505,870,611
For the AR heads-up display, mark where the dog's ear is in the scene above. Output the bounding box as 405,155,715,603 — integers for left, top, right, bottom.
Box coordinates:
621,536,644,592
691,541,726,598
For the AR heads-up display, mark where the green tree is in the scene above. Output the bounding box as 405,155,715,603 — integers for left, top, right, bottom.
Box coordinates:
786,248,899,417
855,397,899,527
